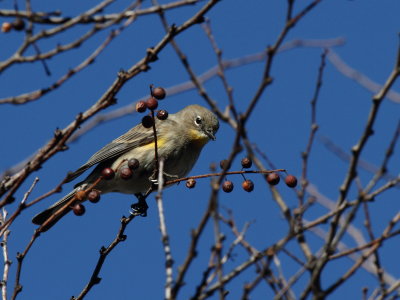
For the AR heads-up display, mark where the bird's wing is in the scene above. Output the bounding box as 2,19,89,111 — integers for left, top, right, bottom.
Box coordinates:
65,123,156,182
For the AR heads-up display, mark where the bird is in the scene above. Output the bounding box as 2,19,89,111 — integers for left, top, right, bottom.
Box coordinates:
32,104,219,230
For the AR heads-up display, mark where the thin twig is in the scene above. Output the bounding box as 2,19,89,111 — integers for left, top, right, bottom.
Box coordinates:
155,159,174,299
0,177,39,237
0,210,11,300
0,0,201,25
299,50,328,206
324,213,400,296
72,213,139,300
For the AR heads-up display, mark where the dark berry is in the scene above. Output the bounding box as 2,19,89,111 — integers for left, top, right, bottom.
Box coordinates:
222,180,234,193
266,172,280,185
101,168,115,180
88,190,101,203
141,115,154,128
12,19,25,31
146,97,158,110
157,109,169,120
220,159,231,170
120,167,133,179
241,157,252,169
186,178,196,189
136,101,147,113
152,87,166,100
72,203,86,216
285,175,298,188
242,179,254,192
128,158,140,170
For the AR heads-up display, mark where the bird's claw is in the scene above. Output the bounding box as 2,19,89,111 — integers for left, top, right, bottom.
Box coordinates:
148,172,178,188
163,171,179,179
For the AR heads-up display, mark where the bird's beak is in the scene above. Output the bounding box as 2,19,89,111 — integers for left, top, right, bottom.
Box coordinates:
205,130,216,141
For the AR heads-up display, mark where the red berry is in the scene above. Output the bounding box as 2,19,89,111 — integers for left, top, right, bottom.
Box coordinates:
157,109,169,120
72,203,86,216
285,175,298,188
1,22,12,33
141,115,154,128
136,101,147,113
88,190,101,203
242,179,254,192
241,157,252,169
120,167,133,179
128,158,140,170
101,168,115,180
146,97,158,110
152,87,166,100
222,180,234,193
266,172,280,185
186,179,196,189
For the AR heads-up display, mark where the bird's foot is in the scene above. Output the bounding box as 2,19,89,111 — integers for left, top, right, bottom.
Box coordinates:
130,194,148,217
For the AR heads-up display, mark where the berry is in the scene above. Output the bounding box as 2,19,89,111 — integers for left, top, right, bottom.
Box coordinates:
241,157,252,169
1,22,12,33
120,167,133,179
72,203,86,216
141,115,154,128
220,159,231,170
222,180,234,193
101,168,115,180
157,109,169,120
242,179,254,192
88,190,101,203
75,190,86,201
152,87,166,100
136,101,147,113
128,158,140,170
266,172,280,185
285,175,298,188
186,178,196,189
146,97,158,110
12,19,25,31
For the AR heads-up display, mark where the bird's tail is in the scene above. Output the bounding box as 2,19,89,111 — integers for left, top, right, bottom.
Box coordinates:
32,189,78,231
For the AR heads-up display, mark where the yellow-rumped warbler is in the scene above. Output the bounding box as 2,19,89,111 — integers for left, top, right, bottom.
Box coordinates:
32,104,219,228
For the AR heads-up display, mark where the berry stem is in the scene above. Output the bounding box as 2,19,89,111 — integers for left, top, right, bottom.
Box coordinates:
165,169,286,186
150,110,160,178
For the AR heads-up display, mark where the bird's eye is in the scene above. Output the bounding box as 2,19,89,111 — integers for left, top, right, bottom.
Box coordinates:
195,116,202,125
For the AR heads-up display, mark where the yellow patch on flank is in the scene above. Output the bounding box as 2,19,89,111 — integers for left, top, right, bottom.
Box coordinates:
189,129,209,147
140,138,167,151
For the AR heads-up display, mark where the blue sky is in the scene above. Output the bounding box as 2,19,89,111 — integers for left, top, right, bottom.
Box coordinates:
1,1,399,299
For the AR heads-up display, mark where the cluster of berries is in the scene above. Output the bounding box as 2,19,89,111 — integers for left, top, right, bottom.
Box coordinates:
186,157,298,193
135,86,168,128
71,158,141,216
